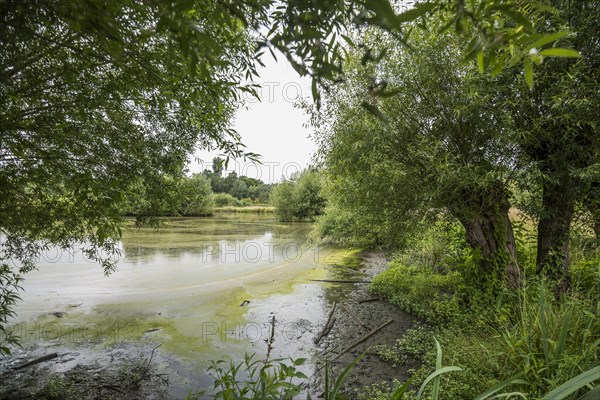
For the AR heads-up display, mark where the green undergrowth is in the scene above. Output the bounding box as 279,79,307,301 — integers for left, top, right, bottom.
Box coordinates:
365,221,600,399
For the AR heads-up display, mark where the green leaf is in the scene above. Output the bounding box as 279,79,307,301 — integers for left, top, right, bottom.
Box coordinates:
531,32,569,49
498,8,534,32
539,284,549,367
556,307,572,361
295,371,309,379
488,392,528,399
541,366,600,400
491,53,508,77
396,2,437,24
329,350,366,398
294,357,307,366
417,366,463,399
390,376,414,400
539,48,582,58
364,0,398,28
523,58,533,88
432,337,443,399
475,373,527,400
463,37,482,63
477,52,485,73
579,386,600,400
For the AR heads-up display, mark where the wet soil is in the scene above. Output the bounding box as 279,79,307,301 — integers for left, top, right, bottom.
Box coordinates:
0,342,175,399
310,251,416,398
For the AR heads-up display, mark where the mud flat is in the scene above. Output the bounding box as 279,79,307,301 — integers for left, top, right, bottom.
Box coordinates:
310,251,417,398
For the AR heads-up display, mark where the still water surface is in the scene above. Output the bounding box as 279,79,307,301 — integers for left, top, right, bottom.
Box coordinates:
12,213,341,394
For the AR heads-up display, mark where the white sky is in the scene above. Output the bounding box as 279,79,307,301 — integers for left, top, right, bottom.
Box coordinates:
189,54,316,184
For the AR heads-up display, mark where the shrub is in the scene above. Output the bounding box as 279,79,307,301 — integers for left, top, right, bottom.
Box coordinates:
178,174,214,216
271,171,326,222
212,193,243,207
370,260,464,325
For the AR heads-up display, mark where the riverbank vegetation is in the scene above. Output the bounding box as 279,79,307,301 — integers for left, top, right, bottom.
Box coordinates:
307,0,599,398
2,0,599,398
364,221,599,399
271,170,327,222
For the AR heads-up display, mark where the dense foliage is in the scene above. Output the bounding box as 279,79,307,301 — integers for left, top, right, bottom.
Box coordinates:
271,170,326,222
366,222,599,399
313,1,599,293
122,173,214,218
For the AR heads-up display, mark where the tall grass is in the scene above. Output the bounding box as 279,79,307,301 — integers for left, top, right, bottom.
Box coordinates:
494,280,600,397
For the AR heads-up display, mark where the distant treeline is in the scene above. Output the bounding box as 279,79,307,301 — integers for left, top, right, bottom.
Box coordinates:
202,157,273,205
122,157,273,217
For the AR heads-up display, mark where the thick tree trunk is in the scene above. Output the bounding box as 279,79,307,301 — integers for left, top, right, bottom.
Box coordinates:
453,187,520,288
536,176,577,294
460,203,520,288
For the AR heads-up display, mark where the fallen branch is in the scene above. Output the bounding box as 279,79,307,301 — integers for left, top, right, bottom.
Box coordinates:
141,342,163,379
332,319,394,361
310,279,371,284
13,353,59,370
102,384,124,395
340,304,370,330
358,297,380,304
314,302,337,345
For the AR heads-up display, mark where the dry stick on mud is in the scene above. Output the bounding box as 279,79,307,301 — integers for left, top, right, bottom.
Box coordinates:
102,384,125,395
265,315,276,360
13,353,59,370
332,319,394,361
314,302,337,345
339,304,370,330
141,343,163,379
310,279,371,284
358,297,380,304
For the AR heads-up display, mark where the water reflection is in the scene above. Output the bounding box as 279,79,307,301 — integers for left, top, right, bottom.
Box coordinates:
9,213,335,397
120,213,315,264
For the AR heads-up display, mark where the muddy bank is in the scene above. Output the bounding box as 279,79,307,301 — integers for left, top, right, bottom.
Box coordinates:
310,251,416,397
0,342,178,399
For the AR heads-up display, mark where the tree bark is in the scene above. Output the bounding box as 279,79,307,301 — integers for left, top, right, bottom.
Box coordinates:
583,181,600,240
536,176,577,294
453,187,520,288
460,204,520,288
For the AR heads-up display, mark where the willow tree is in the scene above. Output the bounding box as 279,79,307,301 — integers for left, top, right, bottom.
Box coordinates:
503,0,600,291
314,27,521,288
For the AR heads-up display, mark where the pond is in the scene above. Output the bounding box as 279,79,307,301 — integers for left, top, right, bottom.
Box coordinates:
8,213,353,396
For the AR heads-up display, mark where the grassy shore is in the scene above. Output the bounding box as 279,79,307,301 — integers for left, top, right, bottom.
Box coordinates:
213,206,275,213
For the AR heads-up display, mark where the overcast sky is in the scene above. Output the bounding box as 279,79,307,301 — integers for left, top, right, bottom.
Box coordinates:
189,54,316,184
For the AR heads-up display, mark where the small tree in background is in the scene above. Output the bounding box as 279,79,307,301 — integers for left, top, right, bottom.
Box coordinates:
271,171,326,222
